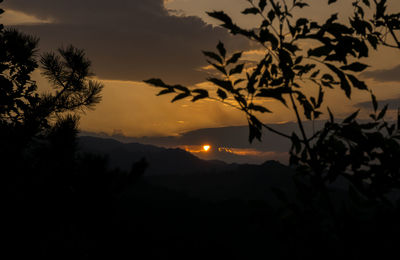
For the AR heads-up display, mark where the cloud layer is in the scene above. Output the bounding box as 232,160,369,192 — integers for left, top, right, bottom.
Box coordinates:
3,0,250,85
355,97,400,110
362,65,400,83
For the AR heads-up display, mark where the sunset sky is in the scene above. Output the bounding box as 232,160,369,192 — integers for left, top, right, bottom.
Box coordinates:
2,0,400,163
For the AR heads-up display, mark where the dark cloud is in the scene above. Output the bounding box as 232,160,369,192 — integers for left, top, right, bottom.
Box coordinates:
362,65,400,83
3,0,251,85
355,97,400,110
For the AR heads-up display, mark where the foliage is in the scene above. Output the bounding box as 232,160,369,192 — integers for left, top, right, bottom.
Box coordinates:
1,5,148,258
0,20,104,169
146,0,400,201
0,0,150,201
0,32,103,131
146,2,400,257
350,0,400,49
0,29,40,127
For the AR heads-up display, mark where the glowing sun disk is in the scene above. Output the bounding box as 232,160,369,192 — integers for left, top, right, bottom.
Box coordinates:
203,145,211,152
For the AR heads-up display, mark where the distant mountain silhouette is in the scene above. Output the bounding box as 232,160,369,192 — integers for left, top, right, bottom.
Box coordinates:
79,121,332,164
78,136,231,175
78,136,298,202
78,136,356,204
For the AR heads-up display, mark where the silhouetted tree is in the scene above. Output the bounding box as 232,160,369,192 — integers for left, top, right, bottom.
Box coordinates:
0,5,149,258
146,0,400,258
146,0,400,201
1,28,102,169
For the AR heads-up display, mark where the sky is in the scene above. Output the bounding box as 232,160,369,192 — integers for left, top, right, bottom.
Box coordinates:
2,0,400,163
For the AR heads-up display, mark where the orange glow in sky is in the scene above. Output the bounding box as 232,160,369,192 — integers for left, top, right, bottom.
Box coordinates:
203,145,211,152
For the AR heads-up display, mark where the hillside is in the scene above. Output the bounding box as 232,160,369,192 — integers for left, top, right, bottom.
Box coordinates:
78,136,296,202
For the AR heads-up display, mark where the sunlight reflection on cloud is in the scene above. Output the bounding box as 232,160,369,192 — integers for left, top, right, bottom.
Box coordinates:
2,9,53,25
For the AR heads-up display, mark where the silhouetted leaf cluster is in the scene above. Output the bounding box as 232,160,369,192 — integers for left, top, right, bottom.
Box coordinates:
146,2,400,257
146,0,400,198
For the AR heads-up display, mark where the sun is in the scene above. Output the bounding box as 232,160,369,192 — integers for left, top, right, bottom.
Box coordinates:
203,145,211,152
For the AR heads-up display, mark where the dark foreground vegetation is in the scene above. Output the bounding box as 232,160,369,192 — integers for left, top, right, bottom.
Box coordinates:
2,0,400,259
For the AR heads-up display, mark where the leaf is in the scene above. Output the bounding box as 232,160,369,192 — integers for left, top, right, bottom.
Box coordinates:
249,103,272,113
328,0,337,4
208,78,234,91
144,78,167,87
259,0,267,11
207,60,227,75
229,64,244,75
157,88,174,96
242,7,259,15
296,92,314,120
226,52,242,65
362,0,370,7
191,89,209,102
261,19,270,28
375,0,387,19
267,9,275,22
234,78,245,85
256,87,290,106
217,88,228,100
207,11,233,26
217,41,226,58
326,63,352,98
296,18,308,27
260,29,279,49
377,104,388,120
283,42,300,54
322,73,334,82
311,70,320,78
248,115,262,143
171,93,190,103
340,62,369,72
367,34,378,49
371,92,378,112
308,46,332,57
343,110,360,123
347,74,368,90
202,51,223,64
328,107,335,122
350,17,372,36
192,89,208,95
294,56,303,65
317,86,324,107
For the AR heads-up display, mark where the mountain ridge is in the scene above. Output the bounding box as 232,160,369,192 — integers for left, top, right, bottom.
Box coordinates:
78,135,296,201
78,136,237,175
